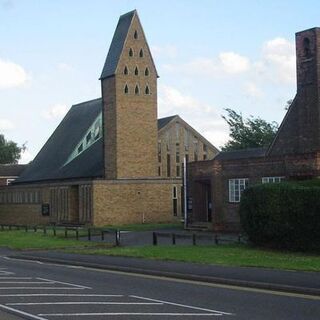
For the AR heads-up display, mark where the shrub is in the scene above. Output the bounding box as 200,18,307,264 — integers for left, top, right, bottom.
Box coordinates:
240,182,320,251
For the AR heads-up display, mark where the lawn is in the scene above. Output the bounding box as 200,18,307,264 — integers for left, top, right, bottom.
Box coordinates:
0,230,110,250
69,244,320,272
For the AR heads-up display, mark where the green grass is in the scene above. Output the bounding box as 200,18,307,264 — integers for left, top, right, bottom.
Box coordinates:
68,244,320,272
0,230,110,250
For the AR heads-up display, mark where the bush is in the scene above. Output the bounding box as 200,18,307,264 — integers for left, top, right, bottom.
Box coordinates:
240,182,320,251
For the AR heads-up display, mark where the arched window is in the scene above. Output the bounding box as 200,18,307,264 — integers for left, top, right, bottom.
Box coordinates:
135,84,140,95
303,37,311,58
144,67,149,76
129,48,133,57
124,66,128,75
139,48,144,58
145,85,150,95
134,66,139,76
124,84,129,94
134,30,138,39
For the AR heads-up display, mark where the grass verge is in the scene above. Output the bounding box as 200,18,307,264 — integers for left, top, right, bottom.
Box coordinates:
0,230,110,250
68,244,320,272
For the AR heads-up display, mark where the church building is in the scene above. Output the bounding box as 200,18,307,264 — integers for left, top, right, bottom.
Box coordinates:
0,10,217,226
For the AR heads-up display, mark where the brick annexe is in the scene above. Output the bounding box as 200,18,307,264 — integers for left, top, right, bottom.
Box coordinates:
188,27,320,231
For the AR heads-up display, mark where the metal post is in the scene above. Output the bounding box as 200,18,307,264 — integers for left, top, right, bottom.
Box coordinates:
101,230,104,241
153,232,157,246
88,228,91,241
214,234,218,245
115,230,119,246
183,156,188,229
53,226,56,236
65,228,67,238
192,233,196,246
43,226,46,235
76,229,79,240
172,233,176,245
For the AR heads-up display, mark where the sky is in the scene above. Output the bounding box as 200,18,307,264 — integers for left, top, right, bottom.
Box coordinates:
0,0,319,163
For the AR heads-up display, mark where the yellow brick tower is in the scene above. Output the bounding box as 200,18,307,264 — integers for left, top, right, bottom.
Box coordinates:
100,10,158,179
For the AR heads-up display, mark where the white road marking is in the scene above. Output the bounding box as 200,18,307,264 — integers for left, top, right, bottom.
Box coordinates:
8,302,163,306
0,303,47,320
131,295,233,316
38,312,222,317
37,277,91,289
0,294,123,297
0,281,55,284
0,286,86,290
0,277,32,280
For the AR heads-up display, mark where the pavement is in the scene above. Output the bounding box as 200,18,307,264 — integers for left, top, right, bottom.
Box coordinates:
7,248,320,297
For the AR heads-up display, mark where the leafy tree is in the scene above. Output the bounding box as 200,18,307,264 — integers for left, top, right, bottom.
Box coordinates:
221,108,278,151
0,134,24,164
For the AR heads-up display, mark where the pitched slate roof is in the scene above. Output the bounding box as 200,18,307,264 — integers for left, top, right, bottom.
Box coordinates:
214,148,266,161
100,10,136,80
0,164,28,177
15,98,103,184
157,115,177,130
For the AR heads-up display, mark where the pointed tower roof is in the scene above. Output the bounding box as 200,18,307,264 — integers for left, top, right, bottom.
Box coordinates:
100,9,158,80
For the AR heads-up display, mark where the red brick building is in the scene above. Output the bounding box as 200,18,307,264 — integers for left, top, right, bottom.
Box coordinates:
188,27,320,231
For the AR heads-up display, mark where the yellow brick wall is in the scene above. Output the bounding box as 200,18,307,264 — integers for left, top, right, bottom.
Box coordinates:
92,179,180,226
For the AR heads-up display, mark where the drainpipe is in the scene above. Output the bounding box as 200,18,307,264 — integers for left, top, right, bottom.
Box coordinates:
183,156,188,229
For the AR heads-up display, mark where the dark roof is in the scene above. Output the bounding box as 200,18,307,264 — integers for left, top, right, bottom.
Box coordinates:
100,10,136,80
0,164,28,177
157,115,177,130
15,98,103,184
214,148,267,161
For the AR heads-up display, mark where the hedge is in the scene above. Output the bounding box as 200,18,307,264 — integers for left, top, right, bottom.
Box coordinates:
240,182,320,251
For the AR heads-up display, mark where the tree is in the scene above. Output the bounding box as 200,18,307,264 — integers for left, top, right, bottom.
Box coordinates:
0,134,24,164
221,108,278,151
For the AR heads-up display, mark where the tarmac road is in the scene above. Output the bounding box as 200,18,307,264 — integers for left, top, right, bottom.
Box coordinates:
0,253,319,319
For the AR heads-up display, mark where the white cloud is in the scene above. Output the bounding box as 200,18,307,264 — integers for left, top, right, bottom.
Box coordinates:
244,82,264,98
158,84,229,147
0,58,28,89
43,104,69,120
0,119,14,130
219,52,250,74
260,37,296,84
151,44,178,59
19,149,33,164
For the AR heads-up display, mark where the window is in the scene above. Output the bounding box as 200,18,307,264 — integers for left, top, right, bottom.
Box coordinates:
124,66,128,75
129,48,133,57
229,178,248,203
176,165,180,177
176,144,180,163
167,154,171,177
134,66,139,76
158,142,161,162
134,84,140,95
203,154,207,160
172,186,178,216
145,67,149,76
158,166,161,176
139,48,144,57
145,85,150,94
262,177,284,184
6,179,15,185
134,30,138,39
77,143,83,154
124,84,129,94
86,132,92,144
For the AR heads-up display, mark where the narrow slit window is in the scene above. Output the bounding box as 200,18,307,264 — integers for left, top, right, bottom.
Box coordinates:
134,30,138,39
124,66,128,75
145,85,150,94
139,48,144,57
129,48,133,57
134,66,139,76
124,84,129,94
135,85,139,95
145,67,149,76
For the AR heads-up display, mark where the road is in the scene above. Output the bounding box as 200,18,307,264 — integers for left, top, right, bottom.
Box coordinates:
0,255,318,319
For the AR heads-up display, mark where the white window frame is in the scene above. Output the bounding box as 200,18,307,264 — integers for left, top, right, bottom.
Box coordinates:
229,178,248,203
6,178,15,185
262,176,284,184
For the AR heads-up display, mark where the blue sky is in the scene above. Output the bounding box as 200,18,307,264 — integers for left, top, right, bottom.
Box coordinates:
0,0,318,163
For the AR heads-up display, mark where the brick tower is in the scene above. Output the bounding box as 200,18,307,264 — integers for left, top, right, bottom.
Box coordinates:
268,28,320,156
100,10,158,179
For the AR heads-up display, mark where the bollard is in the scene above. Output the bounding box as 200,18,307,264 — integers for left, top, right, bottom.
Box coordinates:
43,226,46,235
152,232,157,246
25,225,28,232
101,230,104,241
65,228,68,238
76,229,79,240
53,226,56,236
88,228,91,241
172,233,176,245
192,233,196,246
214,234,219,245
115,230,119,246
238,234,241,243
